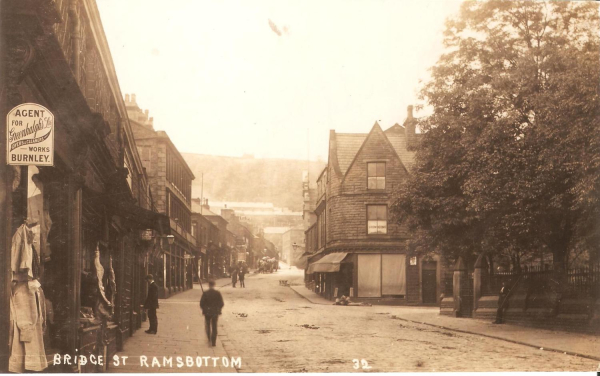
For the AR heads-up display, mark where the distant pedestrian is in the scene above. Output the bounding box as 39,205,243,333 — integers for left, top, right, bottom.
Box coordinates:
144,274,159,334
231,265,238,288
200,280,224,347
239,263,246,288
494,282,508,324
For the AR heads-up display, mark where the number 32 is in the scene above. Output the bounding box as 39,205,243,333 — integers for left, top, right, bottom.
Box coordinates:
352,359,371,370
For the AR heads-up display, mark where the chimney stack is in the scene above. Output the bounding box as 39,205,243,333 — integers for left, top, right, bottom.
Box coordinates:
125,94,130,103
404,105,416,149
131,94,137,104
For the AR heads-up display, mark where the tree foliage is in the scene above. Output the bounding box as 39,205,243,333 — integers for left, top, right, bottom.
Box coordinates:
391,1,599,270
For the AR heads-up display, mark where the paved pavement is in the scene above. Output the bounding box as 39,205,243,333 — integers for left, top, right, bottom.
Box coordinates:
108,277,245,373
290,283,600,361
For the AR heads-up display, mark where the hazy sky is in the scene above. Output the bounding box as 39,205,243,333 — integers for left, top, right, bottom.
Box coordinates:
97,0,463,161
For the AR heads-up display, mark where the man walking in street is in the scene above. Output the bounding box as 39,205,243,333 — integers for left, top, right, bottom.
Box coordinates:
144,274,159,334
200,280,224,346
238,261,246,288
231,264,238,288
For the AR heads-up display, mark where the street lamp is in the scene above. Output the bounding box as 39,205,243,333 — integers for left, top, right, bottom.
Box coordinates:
292,242,299,251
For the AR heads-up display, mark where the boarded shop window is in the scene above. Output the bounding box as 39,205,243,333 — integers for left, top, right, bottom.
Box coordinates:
382,254,406,295
367,205,387,234
358,253,406,298
367,162,385,190
358,254,381,297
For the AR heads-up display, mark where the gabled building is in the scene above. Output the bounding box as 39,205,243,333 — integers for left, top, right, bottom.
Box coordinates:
305,106,442,305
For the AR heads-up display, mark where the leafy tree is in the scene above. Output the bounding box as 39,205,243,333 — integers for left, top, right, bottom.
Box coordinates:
391,1,599,271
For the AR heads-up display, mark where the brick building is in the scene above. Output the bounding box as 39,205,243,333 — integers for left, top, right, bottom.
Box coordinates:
305,106,442,305
126,96,197,298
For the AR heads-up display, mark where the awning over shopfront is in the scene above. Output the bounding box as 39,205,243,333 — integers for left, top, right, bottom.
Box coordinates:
85,187,171,234
306,252,348,274
112,200,171,233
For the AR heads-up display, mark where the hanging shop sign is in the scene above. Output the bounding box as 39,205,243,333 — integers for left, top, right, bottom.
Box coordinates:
7,103,54,166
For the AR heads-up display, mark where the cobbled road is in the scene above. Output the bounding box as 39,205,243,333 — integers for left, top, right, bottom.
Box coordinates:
219,267,598,373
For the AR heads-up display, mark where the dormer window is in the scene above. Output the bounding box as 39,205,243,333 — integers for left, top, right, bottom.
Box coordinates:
367,162,385,190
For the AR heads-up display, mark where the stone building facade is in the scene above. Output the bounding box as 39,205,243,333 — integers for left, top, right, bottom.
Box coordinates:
0,0,168,372
193,199,235,278
306,107,442,305
126,95,197,298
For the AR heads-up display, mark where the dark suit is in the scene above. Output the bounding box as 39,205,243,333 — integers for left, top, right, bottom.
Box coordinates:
200,288,224,346
144,281,159,333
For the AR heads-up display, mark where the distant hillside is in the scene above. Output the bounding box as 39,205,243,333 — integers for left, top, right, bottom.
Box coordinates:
182,153,326,211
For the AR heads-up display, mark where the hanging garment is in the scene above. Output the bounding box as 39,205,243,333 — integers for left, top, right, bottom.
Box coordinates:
8,281,48,372
27,189,52,261
11,224,36,282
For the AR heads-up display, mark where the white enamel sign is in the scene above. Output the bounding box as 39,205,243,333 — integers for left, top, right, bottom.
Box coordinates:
7,103,54,166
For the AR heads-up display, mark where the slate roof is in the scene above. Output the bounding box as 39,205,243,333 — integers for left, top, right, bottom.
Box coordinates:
332,123,417,176
385,123,417,171
335,133,367,175
191,200,221,218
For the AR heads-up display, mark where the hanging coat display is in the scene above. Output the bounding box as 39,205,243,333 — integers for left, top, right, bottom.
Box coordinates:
8,224,48,373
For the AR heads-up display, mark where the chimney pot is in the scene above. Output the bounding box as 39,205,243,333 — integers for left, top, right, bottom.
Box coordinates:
132,94,137,103
145,109,149,115
125,94,130,102
407,105,414,119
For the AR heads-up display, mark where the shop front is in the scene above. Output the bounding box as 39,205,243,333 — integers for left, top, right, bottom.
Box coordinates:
0,1,169,372
306,250,416,304
306,252,353,301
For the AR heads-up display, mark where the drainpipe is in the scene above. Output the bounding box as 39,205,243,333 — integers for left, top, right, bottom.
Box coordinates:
69,0,81,83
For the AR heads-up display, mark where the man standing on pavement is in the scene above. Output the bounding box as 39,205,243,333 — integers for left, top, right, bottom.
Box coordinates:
494,281,508,324
200,280,224,346
144,274,159,334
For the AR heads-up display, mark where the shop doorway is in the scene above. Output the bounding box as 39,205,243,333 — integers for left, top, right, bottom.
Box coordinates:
422,261,437,304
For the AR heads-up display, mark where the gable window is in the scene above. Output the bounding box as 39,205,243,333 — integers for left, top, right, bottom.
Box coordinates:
367,162,385,190
367,205,387,234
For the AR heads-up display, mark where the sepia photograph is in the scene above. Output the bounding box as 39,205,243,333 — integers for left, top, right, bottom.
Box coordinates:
0,0,599,373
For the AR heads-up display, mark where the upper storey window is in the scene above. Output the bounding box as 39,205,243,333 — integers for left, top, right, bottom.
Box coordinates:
367,162,385,190
367,205,387,234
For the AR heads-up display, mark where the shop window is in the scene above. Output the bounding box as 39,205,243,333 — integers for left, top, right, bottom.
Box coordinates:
357,253,406,298
357,254,381,297
26,166,52,263
367,162,385,190
367,205,387,234
382,254,406,295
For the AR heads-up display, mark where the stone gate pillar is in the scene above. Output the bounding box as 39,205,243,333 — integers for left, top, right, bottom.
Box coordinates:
473,254,485,311
453,257,467,317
